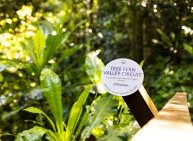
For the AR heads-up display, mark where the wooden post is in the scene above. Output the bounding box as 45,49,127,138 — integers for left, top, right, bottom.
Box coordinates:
123,85,158,127
130,92,193,141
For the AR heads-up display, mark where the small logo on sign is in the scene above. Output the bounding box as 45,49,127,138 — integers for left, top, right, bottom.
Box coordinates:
121,60,126,64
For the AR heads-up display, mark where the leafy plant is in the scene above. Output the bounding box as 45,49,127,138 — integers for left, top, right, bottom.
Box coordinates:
15,126,48,141
84,50,106,94
81,94,117,141
21,27,69,70
40,68,64,135
184,43,193,55
15,68,93,141
15,51,136,141
144,56,193,109
66,83,92,141
82,51,135,141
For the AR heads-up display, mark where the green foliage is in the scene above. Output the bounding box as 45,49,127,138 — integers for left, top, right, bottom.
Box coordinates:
85,50,106,94
15,126,47,141
38,21,54,37
19,68,64,141
23,107,56,132
44,34,69,62
33,29,46,67
22,27,70,71
144,57,193,109
66,85,92,141
57,44,83,65
21,55,133,141
156,29,173,47
81,94,117,141
85,50,104,84
40,68,64,134
1,0,193,140
22,68,94,141
184,43,193,55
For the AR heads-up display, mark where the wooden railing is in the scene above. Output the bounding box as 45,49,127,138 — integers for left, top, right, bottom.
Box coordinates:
130,92,193,141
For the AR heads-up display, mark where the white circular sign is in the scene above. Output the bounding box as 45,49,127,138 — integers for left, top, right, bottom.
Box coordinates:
101,58,144,96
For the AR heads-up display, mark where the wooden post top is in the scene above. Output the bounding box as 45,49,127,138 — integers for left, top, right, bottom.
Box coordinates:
130,92,193,141
123,86,158,127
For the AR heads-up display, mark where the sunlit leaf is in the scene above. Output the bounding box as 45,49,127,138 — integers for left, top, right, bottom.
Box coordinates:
38,21,54,37
85,50,104,84
91,126,104,139
66,85,92,141
15,126,47,141
170,32,175,40
44,34,69,62
139,59,145,68
73,111,89,140
184,43,193,55
0,73,3,82
40,68,64,133
85,50,106,94
2,108,21,121
20,39,36,65
0,60,24,72
81,94,117,140
58,44,83,63
33,29,46,67
46,130,59,141
24,107,56,132
156,29,172,46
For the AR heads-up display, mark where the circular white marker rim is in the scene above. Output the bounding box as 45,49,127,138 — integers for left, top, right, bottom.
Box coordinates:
101,58,144,96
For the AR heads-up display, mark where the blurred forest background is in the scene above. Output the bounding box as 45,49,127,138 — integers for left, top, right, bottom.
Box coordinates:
1,0,193,141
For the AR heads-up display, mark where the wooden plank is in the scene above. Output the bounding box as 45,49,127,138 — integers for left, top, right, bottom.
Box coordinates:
130,92,193,141
123,85,158,127
139,85,158,117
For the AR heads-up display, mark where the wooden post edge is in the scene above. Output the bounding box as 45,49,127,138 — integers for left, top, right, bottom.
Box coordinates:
130,92,193,141
123,85,158,127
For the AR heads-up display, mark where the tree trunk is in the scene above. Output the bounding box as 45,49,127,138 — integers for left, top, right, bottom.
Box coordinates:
129,7,144,63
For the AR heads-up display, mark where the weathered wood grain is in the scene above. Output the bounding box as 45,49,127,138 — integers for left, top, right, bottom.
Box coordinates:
130,92,193,141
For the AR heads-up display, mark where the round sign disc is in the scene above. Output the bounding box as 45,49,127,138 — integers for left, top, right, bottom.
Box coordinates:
101,58,144,96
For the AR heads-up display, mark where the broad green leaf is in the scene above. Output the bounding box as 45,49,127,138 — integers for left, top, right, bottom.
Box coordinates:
58,44,83,64
0,73,3,82
2,106,23,121
38,21,54,37
170,32,175,40
91,126,104,139
24,107,56,132
0,132,14,138
15,126,47,141
73,111,89,140
46,130,59,141
44,33,70,62
85,50,106,94
96,108,134,141
20,40,36,65
81,94,117,141
66,85,92,141
40,68,64,133
156,29,172,46
85,50,104,84
33,29,46,67
139,59,145,67
184,43,193,55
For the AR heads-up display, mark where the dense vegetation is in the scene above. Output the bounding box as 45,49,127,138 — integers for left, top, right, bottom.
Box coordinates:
0,0,193,140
